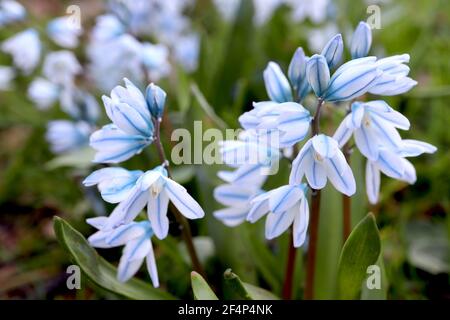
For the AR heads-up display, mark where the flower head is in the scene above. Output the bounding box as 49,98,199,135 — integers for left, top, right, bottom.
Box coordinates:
2,29,41,74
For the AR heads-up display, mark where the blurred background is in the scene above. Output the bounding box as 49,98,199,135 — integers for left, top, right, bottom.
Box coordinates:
0,0,448,299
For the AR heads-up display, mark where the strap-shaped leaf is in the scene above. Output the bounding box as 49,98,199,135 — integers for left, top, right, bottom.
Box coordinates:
223,269,279,300
53,216,176,300
337,213,381,299
191,271,218,300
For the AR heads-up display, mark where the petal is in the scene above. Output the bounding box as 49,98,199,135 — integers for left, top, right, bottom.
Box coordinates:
366,161,380,204
312,134,339,158
365,101,410,130
109,102,152,136
265,207,296,240
213,184,255,207
400,158,416,184
350,21,372,59
306,54,330,97
376,149,405,179
83,167,131,186
117,256,144,282
163,178,205,219
87,230,111,248
247,197,270,223
263,61,293,102
86,216,108,229
289,140,312,185
147,190,170,240
324,151,356,196
146,244,159,288
321,33,343,69
333,115,354,147
106,186,149,229
305,157,327,190
214,206,249,227
354,125,379,161
293,195,309,247
106,222,148,246
268,185,303,215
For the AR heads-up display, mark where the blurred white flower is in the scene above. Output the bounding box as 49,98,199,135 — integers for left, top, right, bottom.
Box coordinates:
47,16,83,48
173,34,200,72
141,43,171,81
43,51,81,86
2,29,41,74
0,0,26,26
27,77,60,110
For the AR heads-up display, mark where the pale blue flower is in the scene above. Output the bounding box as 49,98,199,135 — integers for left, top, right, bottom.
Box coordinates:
145,83,167,119
46,120,92,154
365,141,436,204
2,29,41,75
306,54,330,98
83,167,143,204
0,0,26,26
28,78,59,110
213,183,262,227
60,87,100,123
87,218,159,287
323,57,381,101
47,16,82,49
92,15,125,42
90,78,154,163
350,21,372,59
0,66,15,90
104,166,205,239
288,47,310,101
247,184,309,247
263,62,293,103
290,134,356,196
238,101,311,147
174,34,200,72
141,42,171,81
43,51,82,86
333,101,410,160
368,54,417,96
321,33,343,69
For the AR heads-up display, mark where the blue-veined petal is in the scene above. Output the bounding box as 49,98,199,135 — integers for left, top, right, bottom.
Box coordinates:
304,157,327,190
247,195,270,223
106,222,148,246
365,101,410,130
105,186,148,229
265,207,296,240
268,185,303,215
214,184,255,207
311,134,339,159
400,139,437,157
369,113,402,150
163,177,205,219
88,230,111,248
147,190,170,239
376,149,405,179
350,101,365,128
321,34,343,69
263,61,293,102
306,54,330,97
350,21,372,59
354,125,379,161
117,237,150,282
109,102,152,136
146,244,159,288
365,161,380,204
333,115,354,148
293,195,309,247
324,152,356,196
86,216,108,229
400,158,416,184
288,47,308,96
289,139,312,185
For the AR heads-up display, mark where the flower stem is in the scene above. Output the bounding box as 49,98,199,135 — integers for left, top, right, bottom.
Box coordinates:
342,142,352,241
282,231,297,299
153,118,206,278
304,98,324,300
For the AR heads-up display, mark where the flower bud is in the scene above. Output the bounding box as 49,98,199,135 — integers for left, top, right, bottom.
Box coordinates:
263,61,293,102
145,83,167,119
288,47,310,100
321,34,343,69
350,21,372,59
306,54,330,98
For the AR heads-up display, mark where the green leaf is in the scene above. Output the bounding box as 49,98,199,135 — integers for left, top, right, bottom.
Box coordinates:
337,213,381,300
361,254,389,300
191,271,218,300
46,147,95,170
223,269,279,300
53,216,176,300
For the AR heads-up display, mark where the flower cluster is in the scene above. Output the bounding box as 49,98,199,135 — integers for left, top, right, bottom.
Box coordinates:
214,21,436,247
83,79,205,287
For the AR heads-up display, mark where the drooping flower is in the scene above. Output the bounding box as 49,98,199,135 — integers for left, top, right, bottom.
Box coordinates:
333,101,410,160
43,51,82,86
290,134,356,196
87,218,159,287
247,183,309,247
350,21,372,59
2,29,41,74
90,78,156,163
46,120,92,154
213,183,262,227
47,16,82,48
103,166,205,239
83,167,144,203
28,78,60,110
0,0,26,26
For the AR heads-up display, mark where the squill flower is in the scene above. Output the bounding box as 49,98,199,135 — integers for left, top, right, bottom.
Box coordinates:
290,134,356,196
141,42,171,81
213,184,261,227
87,218,159,287
104,166,205,239
91,14,125,42
247,184,309,247
350,21,372,59
2,29,41,74
28,78,59,110
0,0,26,26
47,16,82,48
46,120,92,154
90,78,157,163
43,51,82,86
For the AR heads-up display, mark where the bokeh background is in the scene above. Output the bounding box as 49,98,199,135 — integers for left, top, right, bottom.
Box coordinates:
0,0,448,299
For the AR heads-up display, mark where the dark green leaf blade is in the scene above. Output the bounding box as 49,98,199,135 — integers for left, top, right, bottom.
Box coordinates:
53,216,176,300
223,269,279,300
